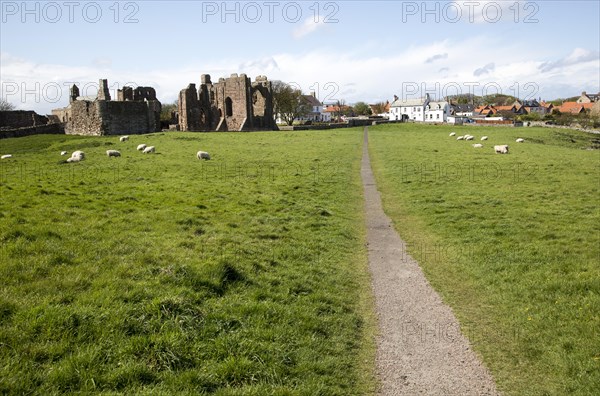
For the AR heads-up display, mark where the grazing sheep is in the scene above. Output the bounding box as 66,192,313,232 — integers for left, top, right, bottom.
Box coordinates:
67,150,85,162
137,144,147,151
516,138,525,143
494,145,509,154
449,132,456,137
142,146,155,154
106,150,121,157
60,151,68,156
197,151,211,160
120,136,129,142
481,136,488,141
465,135,474,141
1,154,12,159
457,136,465,140
472,144,483,148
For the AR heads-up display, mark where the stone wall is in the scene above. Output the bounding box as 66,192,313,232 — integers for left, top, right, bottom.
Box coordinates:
0,123,64,139
178,73,276,132
62,100,160,136
0,110,50,130
53,79,162,136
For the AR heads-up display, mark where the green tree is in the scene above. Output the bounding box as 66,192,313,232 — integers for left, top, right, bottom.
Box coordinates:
370,101,387,115
160,100,178,122
272,81,310,126
353,102,372,116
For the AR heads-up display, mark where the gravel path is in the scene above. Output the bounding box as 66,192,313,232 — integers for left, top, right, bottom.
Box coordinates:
361,127,501,396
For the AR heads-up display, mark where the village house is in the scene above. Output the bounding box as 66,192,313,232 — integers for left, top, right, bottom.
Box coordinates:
424,100,451,122
450,103,475,117
389,94,430,122
369,101,391,117
576,91,600,103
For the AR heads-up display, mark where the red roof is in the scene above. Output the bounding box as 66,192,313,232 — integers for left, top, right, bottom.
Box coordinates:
557,102,594,114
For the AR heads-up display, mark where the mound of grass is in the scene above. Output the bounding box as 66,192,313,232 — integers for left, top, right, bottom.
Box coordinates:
0,130,376,394
368,123,600,395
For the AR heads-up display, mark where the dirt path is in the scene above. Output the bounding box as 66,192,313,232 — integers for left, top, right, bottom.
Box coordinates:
361,127,501,395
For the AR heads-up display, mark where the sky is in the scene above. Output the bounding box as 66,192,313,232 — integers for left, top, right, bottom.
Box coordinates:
1,0,599,113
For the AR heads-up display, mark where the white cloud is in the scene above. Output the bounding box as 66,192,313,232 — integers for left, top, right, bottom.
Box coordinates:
292,17,327,39
2,37,599,113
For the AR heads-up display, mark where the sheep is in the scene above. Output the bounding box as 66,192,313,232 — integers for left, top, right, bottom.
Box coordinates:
449,132,456,137
1,154,12,159
67,150,85,162
142,146,155,154
197,151,211,160
494,145,509,154
120,136,129,142
137,144,147,151
106,150,121,157
472,144,483,148
481,136,488,141
516,138,525,143
465,136,474,141
457,136,465,140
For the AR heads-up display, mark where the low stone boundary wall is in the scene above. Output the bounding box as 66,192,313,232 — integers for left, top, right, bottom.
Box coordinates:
0,123,65,139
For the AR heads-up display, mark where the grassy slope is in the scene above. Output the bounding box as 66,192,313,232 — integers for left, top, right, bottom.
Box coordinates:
0,129,376,395
367,124,600,395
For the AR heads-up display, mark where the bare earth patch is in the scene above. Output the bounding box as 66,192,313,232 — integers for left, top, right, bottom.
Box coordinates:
361,127,501,396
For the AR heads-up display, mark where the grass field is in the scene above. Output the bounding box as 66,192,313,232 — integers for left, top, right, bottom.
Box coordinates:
0,129,376,395
367,124,600,395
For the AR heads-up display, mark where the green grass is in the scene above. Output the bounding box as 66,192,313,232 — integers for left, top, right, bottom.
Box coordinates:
367,123,600,395
0,129,376,395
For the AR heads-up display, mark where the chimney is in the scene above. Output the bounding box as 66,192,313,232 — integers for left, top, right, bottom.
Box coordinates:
311,91,316,98
393,95,398,101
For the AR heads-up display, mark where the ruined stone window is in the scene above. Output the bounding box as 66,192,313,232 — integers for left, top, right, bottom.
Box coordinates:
225,97,233,117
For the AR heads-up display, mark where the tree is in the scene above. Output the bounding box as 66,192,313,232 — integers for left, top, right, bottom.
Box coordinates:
160,100,178,122
0,98,15,111
353,102,372,116
272,81,310,125
371,101,388,115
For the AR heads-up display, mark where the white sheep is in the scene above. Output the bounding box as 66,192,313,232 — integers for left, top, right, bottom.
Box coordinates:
67,150,85,162
494,145,509,154
516,138,525,143
106,150,121,157
60,151,68,156
481,136,488,141
120,136,129,142
137,144,147,151
449,132,456,137
472,144,483,148
143,146,155,154
457,136,465,140
1,154,12,159
465,136,474,141
197,151,211,160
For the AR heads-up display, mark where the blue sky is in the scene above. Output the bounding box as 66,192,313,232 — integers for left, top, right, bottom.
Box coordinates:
1,0,599,113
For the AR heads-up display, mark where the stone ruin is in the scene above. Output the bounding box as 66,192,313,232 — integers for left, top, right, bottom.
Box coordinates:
178,73,276,132
52,79,162,136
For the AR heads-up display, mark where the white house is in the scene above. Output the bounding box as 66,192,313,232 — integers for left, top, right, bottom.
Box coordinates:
389,93,430,122
276,92,329,124
424,101,451,122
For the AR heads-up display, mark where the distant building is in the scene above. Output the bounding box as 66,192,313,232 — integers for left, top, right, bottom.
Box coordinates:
299,92,327,122
389,94,430,122
577,91,600,103
450,103,475,117
424,101,451,122
555,101,595,114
